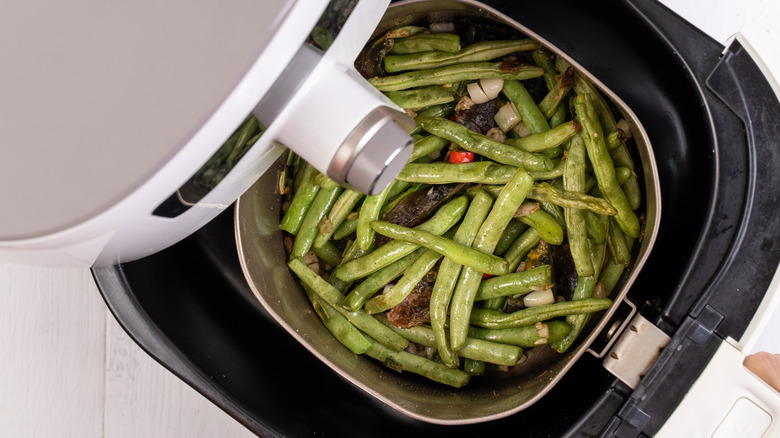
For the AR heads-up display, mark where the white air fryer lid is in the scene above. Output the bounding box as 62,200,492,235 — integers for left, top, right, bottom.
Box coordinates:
0,0,413,266
0,0,297,241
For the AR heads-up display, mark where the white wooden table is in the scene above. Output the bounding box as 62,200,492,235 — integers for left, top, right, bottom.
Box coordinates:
1,1,778,437
0,264,255,438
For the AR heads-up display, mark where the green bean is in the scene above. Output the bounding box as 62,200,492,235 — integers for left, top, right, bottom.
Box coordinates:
315,173,341,190
468,320,571,347
463,359,486,376
291,185,343,258
311,25,334,51
481,296,506,311
376,315,522,366
590,237,608,279
540,145,564,160
550,238,609,353
327,239,368,293
312,240,342,267
364,337,470,388
601,236,635,295
388,32,461,55
449,168,534,349
502,79,550,134
476,169,536,253
384,25,426,39
537,67,574,119
417,116,552,171
409,135,449,162
279,163,320,234
469,298,613,329
564,134,594,277
430,190,494,368
532,48,559,90
494,218,528,256
332,215,358,240
584,210,607,244
615,166,633,186
609,143,642,210
280,30,647,388
227,115,260,165
343,247,426,311
606,216,631,266
474,265,552,300
448,266,484,350
526,182,617,216
622,177,642,211
369,62,544,92
384,39,540,72
503,227,541,272
574,93,640,238
396,161,518,184
304,286,371,355
334,196,468,282
517,207,564,245
314,189,364,248
370,221,510,276
549,276,597,353
505,120,579,152
287,258,409,351
550,103,569,128
385,85,456,109
364,249,442,314
539,200,566,231
409,102,457,135
356,181,397,250
557,57,618,133
381,182,423,214
529,159,564,180
610,142,636,171
606,129,627,151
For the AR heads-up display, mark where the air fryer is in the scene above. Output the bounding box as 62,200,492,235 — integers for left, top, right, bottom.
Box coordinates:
92,0,780,436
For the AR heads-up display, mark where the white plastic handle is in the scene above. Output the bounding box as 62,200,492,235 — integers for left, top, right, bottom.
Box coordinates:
656,340,780,437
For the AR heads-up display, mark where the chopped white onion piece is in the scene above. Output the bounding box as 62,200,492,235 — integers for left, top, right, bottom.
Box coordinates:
523,289,556,307
302,250,318,265
480,78,504,99
512,121,531,137
593,281,607,299
467,82,490,104
456,95,475,111
486,127,506,143
616,118,632,138
534,322,550,339
494,102,521,132
429,22,456,33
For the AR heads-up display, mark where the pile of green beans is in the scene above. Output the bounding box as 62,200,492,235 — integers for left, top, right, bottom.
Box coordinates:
279,24,643,387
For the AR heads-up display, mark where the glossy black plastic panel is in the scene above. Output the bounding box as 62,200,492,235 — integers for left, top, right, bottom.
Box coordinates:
93,0,780,436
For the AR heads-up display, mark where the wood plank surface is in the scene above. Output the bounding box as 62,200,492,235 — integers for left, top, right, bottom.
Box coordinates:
0,264,255,438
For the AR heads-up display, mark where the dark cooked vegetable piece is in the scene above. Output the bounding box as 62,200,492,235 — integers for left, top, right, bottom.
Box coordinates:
279,20,645,388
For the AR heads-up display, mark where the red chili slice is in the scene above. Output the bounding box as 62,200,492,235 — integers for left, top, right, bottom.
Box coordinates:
448,151,475,163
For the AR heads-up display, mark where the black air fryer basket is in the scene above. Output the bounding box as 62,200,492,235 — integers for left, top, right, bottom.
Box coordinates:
93,0,780,436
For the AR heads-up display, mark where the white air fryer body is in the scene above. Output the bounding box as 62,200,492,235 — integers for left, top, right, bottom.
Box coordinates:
0,0,413,267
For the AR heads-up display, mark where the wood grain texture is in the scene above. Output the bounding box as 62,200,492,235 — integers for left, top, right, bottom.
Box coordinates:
0,265,105,438
103,312,255,438
0,264,255,438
